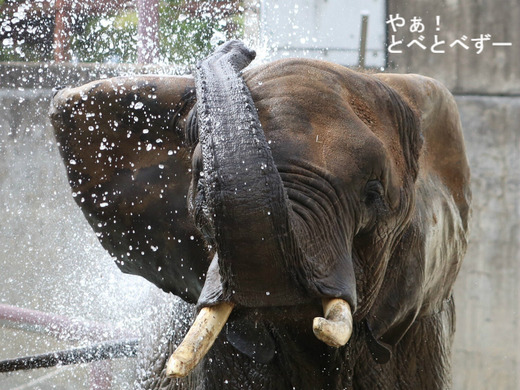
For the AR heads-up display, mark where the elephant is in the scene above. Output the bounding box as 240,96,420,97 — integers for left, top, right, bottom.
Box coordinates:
50,41,471,389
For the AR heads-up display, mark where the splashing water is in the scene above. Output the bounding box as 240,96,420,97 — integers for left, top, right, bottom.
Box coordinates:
0,1,386,388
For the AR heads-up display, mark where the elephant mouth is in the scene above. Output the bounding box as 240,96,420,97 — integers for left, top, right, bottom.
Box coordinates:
165,298,353,378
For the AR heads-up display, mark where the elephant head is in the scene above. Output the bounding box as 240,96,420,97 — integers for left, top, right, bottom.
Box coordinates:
50,41,471,389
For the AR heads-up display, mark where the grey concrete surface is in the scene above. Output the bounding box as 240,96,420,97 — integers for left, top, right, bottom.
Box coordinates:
387,0,520,95
1,63,518,389
453,95,520,390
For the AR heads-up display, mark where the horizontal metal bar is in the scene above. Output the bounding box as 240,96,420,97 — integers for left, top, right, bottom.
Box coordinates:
273,46,382,53
0,304,133,341
0,339,139,373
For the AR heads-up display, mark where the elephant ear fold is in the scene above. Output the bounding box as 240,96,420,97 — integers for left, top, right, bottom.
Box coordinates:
365,309,418,364
50,75,209,304
364,321,392,364
364,237,423,364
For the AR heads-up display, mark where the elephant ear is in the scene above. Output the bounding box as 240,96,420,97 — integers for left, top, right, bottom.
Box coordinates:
364,215,428,364
365,73,469,363
361,75,427,363
50,75,209,304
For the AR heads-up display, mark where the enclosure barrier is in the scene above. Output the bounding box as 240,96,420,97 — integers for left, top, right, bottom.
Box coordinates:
0,304,138,387
0,339,138,373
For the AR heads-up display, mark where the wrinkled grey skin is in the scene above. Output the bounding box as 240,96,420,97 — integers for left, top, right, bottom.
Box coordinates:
136,41,470,390
51,41,471,389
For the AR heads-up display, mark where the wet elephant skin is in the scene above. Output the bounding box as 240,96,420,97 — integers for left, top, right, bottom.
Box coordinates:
50,41,471,389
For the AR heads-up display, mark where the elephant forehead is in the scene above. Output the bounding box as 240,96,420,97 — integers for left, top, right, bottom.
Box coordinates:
245,61,408,187
248,95,390,185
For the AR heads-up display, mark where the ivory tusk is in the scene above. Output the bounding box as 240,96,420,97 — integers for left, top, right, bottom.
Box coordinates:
312,298,353,348
166,301,234,378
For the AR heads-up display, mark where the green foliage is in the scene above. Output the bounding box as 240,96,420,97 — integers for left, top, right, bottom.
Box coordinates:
0,0,244,64
70,10,139,63
0,11,54,61
0,40,51,62
158,0,237,65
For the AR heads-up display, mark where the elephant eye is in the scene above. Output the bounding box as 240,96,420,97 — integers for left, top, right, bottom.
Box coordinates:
364,180,384,205
185,105,199,146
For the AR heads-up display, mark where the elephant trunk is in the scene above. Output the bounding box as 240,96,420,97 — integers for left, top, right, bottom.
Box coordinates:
193,41,304,307
166,42,356,379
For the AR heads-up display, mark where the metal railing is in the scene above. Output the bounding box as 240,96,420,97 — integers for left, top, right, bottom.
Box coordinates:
0,304,138,389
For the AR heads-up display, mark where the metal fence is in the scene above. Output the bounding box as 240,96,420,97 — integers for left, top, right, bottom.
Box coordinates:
0,304,138,390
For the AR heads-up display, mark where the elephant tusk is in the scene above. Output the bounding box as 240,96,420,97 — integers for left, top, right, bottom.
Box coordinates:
312,298,353,348
166,301,234,378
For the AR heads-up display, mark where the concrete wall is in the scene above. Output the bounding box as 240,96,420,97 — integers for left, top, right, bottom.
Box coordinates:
258,0,387,68
2,56,518,389
453,96,519,389
387,0,520,94
388,0,520,388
